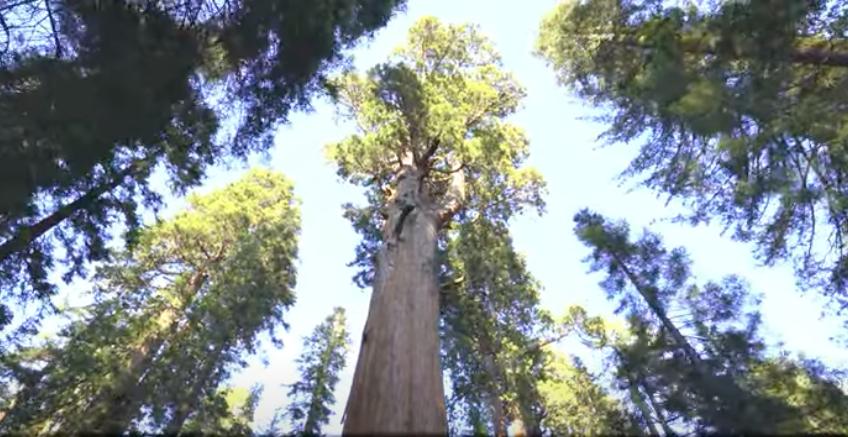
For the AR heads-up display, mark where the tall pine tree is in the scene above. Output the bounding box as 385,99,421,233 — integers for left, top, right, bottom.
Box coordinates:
536,0,848,312
0,0,405,327
571,209,848,434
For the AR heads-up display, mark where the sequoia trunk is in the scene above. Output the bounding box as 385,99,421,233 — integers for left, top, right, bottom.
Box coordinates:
342,167,447,434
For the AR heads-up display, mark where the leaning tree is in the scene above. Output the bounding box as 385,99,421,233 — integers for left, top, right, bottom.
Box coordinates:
536,0,848,314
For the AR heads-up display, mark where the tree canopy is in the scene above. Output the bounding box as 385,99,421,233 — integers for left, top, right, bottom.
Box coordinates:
326,16,546,433
0,0,405,328
537,0,848,313
1,4,847,436
0,168,300,434
571,208,848,434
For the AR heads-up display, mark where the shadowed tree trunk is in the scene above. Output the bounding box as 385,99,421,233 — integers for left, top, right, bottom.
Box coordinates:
628,384,660,436
0,162,140,263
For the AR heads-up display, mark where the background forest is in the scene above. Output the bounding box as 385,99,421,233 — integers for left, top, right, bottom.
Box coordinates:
2,0,848,435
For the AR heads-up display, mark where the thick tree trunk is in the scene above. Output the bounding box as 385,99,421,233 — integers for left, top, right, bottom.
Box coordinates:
342,167,447,434
90,313,175,434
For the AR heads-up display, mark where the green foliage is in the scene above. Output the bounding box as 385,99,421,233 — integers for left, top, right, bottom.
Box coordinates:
0,168,300,434
440,218,551,434
284,307,350,436
746,356,848,433
571,209,848,434
537,0,848,312
0,0,405,326
327,18,547,434
538,353,638,435
328,16,545,286
182,385,264,435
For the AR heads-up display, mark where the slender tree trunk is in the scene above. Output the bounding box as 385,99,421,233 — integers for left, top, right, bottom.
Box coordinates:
479,335,507,437
0,163,138,263
622,36,848,67
342,165,447,434
627,382,660,436
609,252,776,433
640,380,675,436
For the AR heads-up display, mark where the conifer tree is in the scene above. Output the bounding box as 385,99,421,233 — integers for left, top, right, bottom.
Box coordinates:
536,0,848,310
571,209,848,434
285,307,350,436
328,17,544,433
0,169,300,434
440,219,551,436
0,0,404,324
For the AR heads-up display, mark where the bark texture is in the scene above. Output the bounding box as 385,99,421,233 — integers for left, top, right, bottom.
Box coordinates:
342,167,447,434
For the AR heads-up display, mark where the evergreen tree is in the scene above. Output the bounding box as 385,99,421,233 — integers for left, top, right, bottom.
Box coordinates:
328,17,544,433
0,168,300,434
440,218,551,436
537,352,638,435
747,355,848,433
536,0,848,312
182,385,264,435
285,307,350,436
0,0,404,327
571,209,846,434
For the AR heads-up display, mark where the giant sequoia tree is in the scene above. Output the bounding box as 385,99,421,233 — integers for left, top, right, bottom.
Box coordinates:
536,0,848,311
0,169,300,434
327,17,544,433
0,0,404,326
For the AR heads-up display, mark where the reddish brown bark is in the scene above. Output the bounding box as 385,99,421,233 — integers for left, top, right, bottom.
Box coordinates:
342,166,448,434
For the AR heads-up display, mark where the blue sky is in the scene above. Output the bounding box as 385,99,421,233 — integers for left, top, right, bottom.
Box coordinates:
34,0,848,434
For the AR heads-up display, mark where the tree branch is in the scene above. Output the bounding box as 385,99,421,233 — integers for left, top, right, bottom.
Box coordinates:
0,161,144,264
0,13,10,56
44,0,60,58
419,137,440,167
